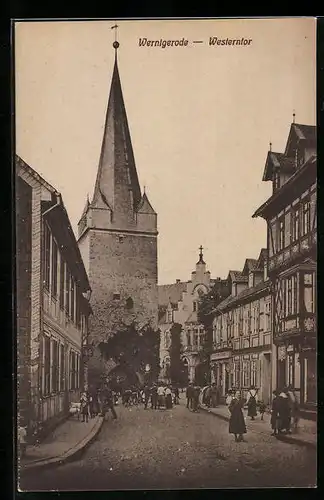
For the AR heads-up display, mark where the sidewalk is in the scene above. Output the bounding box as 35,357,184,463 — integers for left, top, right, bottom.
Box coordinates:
20,415,104,471
200,404,317,449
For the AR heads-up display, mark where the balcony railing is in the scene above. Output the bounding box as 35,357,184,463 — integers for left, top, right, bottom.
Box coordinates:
269,228,316,273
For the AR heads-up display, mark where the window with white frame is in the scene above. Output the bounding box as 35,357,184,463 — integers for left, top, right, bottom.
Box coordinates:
242,360,250,387
43,335,51,396
250,360,257,387
303,272,315,313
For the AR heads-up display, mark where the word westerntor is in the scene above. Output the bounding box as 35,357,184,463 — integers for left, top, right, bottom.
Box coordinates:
209,37,252,46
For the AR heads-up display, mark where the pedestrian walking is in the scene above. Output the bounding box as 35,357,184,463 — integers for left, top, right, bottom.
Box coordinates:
277,388,291,433
287,385,299,433
80,391,90,423
165,385,173,409
157,384,165,409
173,386,180,405
101,384,117,420
89,387,99,417
258,400,267,420
143,385,151,409
204,385,212,407
192,386,200,412
210,383,218,408
186,383,194,409
225,389,233,407
18,424,27,459
151,383,158,409
228,391,247,442
270,390,280,436
246,386,258,420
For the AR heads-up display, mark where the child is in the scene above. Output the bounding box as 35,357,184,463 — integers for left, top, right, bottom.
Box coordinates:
258,400,267,420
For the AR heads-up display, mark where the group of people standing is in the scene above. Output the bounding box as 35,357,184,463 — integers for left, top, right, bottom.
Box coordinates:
80,385,117,422
185,383,201,412
270,386,299,436
225,384,300,442
143,383,180,410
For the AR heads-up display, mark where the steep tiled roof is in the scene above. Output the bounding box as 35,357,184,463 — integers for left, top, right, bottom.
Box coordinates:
293,123,316,142
242,258,258,275
213,279,271,314
158,282,187,306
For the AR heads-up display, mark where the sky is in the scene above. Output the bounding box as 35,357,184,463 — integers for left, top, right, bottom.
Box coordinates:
15,18,316,285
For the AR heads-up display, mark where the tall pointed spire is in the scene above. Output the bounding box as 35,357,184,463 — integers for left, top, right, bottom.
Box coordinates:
91,34,142,227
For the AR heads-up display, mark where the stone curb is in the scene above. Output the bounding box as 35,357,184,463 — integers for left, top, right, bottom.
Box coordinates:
200,405,316,450
21,416,104,472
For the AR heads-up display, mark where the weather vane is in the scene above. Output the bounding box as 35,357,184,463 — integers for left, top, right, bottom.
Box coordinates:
111,24,119,50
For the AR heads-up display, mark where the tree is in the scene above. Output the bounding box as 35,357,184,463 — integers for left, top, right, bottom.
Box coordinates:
98,321,161,386
168,323,187,386
197,282,230,382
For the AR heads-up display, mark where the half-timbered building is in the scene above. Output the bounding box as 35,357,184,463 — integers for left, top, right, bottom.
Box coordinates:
16,156,92,442
211,250,273,403
253,122,316,416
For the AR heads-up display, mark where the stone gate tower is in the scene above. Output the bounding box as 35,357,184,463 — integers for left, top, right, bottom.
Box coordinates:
77,41,158,380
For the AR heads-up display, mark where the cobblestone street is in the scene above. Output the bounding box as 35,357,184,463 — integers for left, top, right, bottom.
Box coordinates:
20,400,316,490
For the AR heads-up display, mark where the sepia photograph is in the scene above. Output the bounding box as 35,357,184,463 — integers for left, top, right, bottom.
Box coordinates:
15,18,317,490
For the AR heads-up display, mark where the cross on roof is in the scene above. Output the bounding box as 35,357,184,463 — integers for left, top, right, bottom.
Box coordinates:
111,24,119,49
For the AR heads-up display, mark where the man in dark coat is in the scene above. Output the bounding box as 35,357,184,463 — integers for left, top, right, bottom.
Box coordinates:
150,383,158,409
270,390,280,435
101,384,117,420
277,388,291,433
186,383,194,409
192,386,200,412
143,385,151,410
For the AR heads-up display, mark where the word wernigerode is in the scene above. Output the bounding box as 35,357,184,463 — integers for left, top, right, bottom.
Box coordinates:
139,38,189,48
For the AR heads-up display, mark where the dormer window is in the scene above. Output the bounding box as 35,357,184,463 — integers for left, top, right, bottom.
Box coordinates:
273,171,280,191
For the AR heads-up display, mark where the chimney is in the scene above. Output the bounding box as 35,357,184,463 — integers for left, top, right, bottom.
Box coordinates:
176,279,181,283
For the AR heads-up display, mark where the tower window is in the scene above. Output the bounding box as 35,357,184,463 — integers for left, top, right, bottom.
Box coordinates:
113,293,121,301
118,235,124,243
126,297,134,310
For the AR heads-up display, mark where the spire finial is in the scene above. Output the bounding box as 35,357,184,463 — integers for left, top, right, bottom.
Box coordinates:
111,23,119,52
269,141,272,152
199,245,204,262
143,184,146,194
293,109,296,123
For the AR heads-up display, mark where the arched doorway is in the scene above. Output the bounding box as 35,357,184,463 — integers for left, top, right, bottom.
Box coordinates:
181,357,189,386
195,362,209,387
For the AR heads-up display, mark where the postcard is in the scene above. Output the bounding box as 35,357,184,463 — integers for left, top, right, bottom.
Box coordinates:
15,18,317,490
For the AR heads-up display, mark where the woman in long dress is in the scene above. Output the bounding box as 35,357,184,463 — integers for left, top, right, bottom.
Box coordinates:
165,386,173,409
229,391,247,442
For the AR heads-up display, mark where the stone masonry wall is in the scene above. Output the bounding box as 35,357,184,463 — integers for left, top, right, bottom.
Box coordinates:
88,230,158,345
